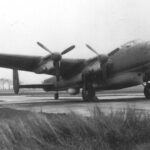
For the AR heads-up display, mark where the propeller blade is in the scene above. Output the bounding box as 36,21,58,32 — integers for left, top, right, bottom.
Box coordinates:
54,61,60,99
86,44,99,56
53,61,60,81
37,42,53,54
61,45,75,55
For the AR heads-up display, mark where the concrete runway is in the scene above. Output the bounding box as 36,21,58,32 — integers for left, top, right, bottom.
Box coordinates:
0,92,149,116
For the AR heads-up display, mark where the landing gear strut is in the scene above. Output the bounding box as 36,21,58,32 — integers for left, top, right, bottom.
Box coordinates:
144,83,150,99
82,85,97,102
82,74,98,102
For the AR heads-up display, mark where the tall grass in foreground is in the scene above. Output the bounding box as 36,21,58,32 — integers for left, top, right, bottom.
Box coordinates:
0,108,150,150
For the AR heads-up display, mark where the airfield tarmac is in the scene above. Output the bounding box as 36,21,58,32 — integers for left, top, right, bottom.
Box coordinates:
0,92,149,116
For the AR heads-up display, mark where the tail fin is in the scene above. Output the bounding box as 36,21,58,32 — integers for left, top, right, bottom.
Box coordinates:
13,69,19,94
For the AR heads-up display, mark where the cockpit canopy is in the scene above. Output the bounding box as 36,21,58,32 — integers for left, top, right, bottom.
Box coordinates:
108,40,141,56
121,40,139,48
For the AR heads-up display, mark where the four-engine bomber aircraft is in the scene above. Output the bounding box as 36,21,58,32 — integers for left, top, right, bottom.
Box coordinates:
1,40,150,101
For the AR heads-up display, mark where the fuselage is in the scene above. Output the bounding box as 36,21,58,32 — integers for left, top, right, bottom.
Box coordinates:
109,40,150,74
98,40,150,90
44,40,150,92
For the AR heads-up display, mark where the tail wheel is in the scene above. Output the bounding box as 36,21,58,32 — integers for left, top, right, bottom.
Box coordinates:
144,83,150,99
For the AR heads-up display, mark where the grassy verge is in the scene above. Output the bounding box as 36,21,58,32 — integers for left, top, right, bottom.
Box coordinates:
0,107,150,150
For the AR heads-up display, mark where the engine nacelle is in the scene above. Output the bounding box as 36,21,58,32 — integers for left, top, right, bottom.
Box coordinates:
67,88,79,95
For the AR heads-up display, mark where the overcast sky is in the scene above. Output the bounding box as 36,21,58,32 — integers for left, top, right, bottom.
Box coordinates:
0,0,150,83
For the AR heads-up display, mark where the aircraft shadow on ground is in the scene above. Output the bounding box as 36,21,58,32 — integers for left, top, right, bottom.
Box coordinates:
8,97,147,107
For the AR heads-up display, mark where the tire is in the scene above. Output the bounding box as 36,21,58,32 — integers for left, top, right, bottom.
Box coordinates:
82,89,89,101
54,93,59,100
82,86,96,102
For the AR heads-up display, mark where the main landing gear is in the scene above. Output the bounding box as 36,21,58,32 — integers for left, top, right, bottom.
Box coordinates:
144,83,150,99
82,84,98,102
82,74,98,102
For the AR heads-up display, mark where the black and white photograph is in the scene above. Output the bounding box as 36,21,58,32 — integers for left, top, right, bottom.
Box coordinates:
0,0,150,149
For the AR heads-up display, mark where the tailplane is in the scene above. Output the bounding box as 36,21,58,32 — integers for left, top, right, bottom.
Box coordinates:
12,69,58,94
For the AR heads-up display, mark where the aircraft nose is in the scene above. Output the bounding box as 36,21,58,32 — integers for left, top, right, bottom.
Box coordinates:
144,42,150,59
147,42,150,53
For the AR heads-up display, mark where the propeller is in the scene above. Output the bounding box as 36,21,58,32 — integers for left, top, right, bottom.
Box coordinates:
37,42,75,56
37,41,75,98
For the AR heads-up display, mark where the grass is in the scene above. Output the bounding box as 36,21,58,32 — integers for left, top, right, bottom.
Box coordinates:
0,107,150,150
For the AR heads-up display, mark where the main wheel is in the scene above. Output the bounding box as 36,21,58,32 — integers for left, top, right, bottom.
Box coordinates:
144,84,150,99
82,83,96,102
82,89,89,101
54,93,59,100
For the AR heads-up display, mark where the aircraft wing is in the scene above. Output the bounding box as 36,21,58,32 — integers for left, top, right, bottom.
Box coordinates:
0,53,86,78
0,53,41,71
